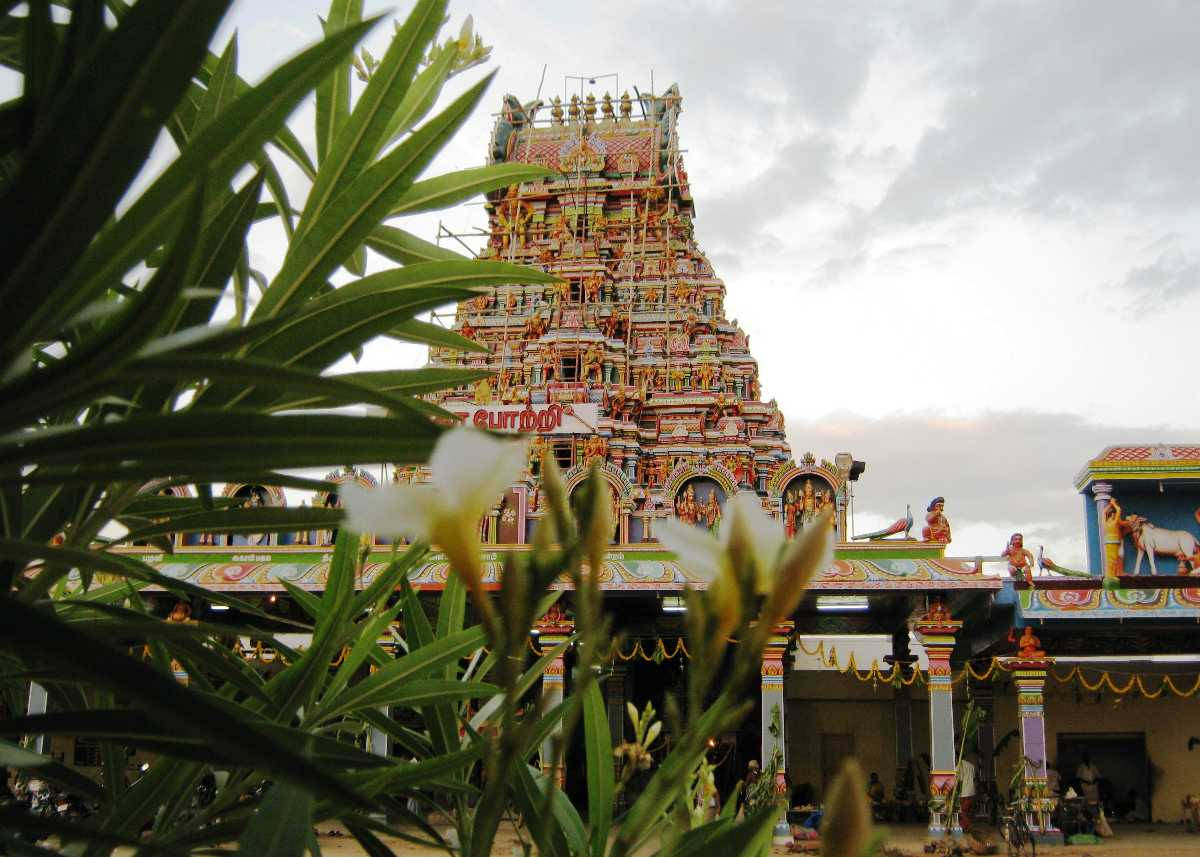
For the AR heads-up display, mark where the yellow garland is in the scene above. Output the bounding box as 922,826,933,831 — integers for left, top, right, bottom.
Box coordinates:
169,634,1198,701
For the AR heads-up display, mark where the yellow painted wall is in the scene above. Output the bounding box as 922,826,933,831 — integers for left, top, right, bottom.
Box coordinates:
786,671,1200,819
988,683,1200,822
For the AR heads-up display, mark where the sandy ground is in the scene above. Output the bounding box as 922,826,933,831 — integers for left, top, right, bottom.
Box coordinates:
304,820,1200,855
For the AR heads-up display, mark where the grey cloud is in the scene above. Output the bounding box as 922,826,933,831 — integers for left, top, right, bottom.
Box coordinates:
1117,249,1200,309
874,1,1200,225
785,409,1195,553
701,134,837,249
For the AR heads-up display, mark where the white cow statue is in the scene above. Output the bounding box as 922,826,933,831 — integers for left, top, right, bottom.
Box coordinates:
1122,511,1200,575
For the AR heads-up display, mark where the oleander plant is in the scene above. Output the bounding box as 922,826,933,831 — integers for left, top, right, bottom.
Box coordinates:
0,1,873,854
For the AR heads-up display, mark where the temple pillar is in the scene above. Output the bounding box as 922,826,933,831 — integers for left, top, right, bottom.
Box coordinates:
761,622,792,846
887,629,917,796
914,603,963,837
1004,655,1061,843
972,681,995,794
536,607,574,787
25,682,48,755
369,706,390,759
1091,481,1118,580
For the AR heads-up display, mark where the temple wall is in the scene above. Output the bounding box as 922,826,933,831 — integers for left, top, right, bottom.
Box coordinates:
785,672,930,801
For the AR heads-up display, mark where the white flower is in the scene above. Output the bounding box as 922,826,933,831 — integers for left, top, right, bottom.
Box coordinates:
341,426,527,590
657,493,784,593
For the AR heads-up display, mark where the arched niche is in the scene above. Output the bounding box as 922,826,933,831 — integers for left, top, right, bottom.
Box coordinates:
310,467,378,546
780,474,837,540
139,485,195,548
220,483,286,547
672,476,727,534
568,482,621,545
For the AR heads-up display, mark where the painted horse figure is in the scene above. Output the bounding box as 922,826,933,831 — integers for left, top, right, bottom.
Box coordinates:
1121,509,1200,575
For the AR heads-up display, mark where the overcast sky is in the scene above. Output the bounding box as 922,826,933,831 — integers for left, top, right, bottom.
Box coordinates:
211,2,1199,563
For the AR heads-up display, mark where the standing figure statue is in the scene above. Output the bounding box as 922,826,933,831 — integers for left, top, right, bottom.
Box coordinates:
921,496,952,543
703,491,722,534
1101,497,1124,579
800,479,818,527
1002,532,1035,584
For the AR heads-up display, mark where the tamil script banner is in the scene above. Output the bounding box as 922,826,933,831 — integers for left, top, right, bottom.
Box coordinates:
443,402,600,435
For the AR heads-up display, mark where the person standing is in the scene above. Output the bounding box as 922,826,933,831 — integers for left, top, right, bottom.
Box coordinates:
957,753,977,832
1076,751,1101,804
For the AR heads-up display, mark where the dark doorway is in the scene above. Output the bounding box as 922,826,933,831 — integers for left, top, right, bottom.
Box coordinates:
1057,732,1148,812
821,733,856,796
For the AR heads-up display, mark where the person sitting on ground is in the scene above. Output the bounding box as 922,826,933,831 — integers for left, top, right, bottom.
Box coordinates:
867,771,886,805
1122,789,1148,823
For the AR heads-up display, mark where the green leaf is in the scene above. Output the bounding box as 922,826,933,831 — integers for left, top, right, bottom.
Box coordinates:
314,625,486,722
314,0,362,165
0,0,233,353
0,178,207,432
301,0,445,237
0,805,148,849
126,354,438,425
391,163,553,216
0,598,368,809
365,223,467,265
0,412,440,478
0,538,300,625
0,738,106,802
270,528,358,721
171,168,266,335
389,316,489,353
56,15,383,330
113,505,345,545
248,258,556,372
195,33,239,132
254,71,497,319
238,781,313,857
583,681,614,857
377,36,455,146
657,806,779,857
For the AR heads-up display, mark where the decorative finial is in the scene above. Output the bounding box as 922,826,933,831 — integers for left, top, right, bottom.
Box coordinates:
601,91,614,120
550,95,564,125
620,90,633,120
584,93,597,121
568,94,580,121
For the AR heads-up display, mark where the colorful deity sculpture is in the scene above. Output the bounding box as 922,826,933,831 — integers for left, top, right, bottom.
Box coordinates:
1101,497,1123,579
922,496,952,543
1016,626,1045,658
1003,532,1035,584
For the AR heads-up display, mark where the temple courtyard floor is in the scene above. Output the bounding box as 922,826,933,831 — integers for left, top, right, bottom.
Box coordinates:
297,821,1200,855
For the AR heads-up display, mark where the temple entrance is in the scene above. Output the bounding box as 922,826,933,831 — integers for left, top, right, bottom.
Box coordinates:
1057,732,1149,811
820,733,856,793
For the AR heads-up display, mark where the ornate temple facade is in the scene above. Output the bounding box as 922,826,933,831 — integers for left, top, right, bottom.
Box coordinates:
422,85,849,548
100,87,1200,842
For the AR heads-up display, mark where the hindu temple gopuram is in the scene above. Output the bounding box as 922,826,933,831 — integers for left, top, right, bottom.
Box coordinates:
98,86,1200,845
422,85,840,548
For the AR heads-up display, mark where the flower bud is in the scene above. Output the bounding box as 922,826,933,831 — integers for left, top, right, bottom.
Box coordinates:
821,758,870,857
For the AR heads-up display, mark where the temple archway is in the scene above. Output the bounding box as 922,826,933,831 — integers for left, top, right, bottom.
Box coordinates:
672,476,727,534
780,474,836,540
